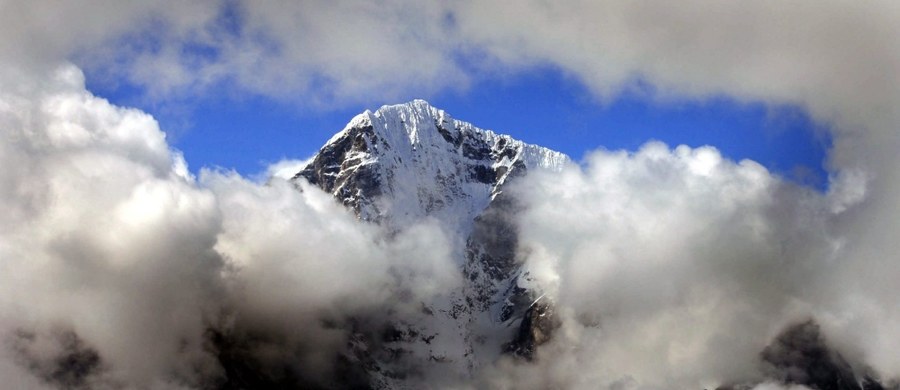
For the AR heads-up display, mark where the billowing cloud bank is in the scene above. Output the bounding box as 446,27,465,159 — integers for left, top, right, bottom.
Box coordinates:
494,144,892,389
1,1,899,389
0,65,460,388
3,1,897,120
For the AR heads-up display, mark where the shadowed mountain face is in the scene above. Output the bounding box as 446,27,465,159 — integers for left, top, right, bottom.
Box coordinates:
759,321,889,390
717,320,893,390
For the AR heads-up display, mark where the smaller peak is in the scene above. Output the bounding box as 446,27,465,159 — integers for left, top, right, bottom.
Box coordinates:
347,109,374,127
325,109,374,144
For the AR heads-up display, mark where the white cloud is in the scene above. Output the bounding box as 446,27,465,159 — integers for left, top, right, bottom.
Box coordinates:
261,158,311,181
479,144,831,388
0,63,224,387
14,0,469,106
474,139,900,388
4,2,898,146
0,63,460,388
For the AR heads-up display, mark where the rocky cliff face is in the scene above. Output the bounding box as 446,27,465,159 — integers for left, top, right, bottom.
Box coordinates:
718,320,891,390
291,100,569,388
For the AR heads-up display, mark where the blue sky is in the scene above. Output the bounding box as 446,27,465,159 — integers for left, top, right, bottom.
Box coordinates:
86,65,831,189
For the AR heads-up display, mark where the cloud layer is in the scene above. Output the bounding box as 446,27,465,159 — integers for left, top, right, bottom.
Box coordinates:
4,2,898,129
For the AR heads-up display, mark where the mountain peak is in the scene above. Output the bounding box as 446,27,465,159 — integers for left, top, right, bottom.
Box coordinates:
329,99,441,145
290,105,568,386
294,101,570,230
370,99,446,146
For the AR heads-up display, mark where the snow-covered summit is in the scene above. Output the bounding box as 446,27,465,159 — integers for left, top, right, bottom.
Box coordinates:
293,99,570,233
332,100,565,167
289,100,569,388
